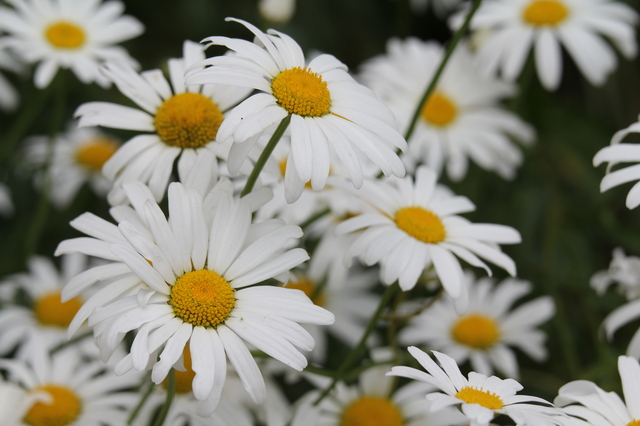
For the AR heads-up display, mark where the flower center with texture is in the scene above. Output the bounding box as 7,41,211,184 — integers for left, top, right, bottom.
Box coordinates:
287,278,326,307
169,269,235,327
421,92,458,127
34,292,83,327
45,21,86,49
455,387,504,410
395,206,446,244
271,67,331,117
452,314,500,350
163,346,196,394
75,137,119,172
523,0,569,26
341,396,404,426
627,421,640,426
23,385,82,426
155,92,223,149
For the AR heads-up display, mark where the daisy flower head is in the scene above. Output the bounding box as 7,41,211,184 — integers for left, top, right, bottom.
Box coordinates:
555,355,640,426
360,38,534,181
0,0,144,89
25,123,119,208
0,255,89,356
591,247,640,300
454,0,639,91
0,340,141,426
75,40,251,205
185,18,407,200
400,272,555,378
389,347,565,426
593,118,640,209
56,181,334,415
333,165,521,297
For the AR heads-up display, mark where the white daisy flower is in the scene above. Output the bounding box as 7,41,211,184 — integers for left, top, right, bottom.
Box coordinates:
400,272,555,378
389,347,565,426
25,123,119,208
359,38,534,181
258,0,296,24
186,18,407,201
332,165,521,297
593,117,640,209
591,247,640,300
0,255,88,356
453,0,639,91
75,40,251,205
0,0,144,89
555,355,640,426
56,181,334,415
293,361,467,426
0,341,141,426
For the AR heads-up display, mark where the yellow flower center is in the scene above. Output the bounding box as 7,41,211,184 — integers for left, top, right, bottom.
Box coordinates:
163,346,196,394
395,206,446,244
34,292,83,328
154,92,223,149
341,396,404,426
271,67,331,117
169,269,235,328
287,278,326,307
523,0,569,26
45,22,85,49
75,137,119,172
421,92,458,127
452,314,501,350
627,421,640,426
455,387,504,410
23,385,82,426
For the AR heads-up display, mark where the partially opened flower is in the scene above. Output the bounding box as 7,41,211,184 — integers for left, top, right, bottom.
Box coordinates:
593,118,640,209
359,38,534,181
75,40,250,204
186,18,406,201
388,347,565,426
454,0,639,91
56,181,334,415
555,356,640,426
0,0,144,88
400,272,555,378
333,165,521,297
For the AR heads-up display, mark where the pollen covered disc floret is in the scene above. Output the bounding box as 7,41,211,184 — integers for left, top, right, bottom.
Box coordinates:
271,67,331,117
522,0,569,27
45,21,85,49
34,292,83,328
455,387,504,410
452,314,500,350
421,92,458,127
341,396,404,426
395,206,446,244
74,137,119,172
155,92,224,149
23,384,82,426
169,269,235,328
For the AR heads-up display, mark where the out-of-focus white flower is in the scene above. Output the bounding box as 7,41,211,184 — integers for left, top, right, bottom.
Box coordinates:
452,0,639,91
259,0,296,24
0,0,144,88
591,248,640,299
400,272,554,378
360,38,534,181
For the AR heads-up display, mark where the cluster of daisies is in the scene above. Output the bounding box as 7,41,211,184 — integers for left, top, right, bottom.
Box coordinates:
0,0,639,425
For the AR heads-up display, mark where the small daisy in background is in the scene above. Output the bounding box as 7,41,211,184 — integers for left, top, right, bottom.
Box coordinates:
186,18,407,200
258,0,296,24
56,181,334,415
332,165,521,297
555,355,640,426
400,272,555,378
0,0,144,89
594,117,640,209
75,40,251,204
0,340,141,426
24,122,119,208
359,38,534,181
454,0,639,91
388,347,566,426
0,255,89,356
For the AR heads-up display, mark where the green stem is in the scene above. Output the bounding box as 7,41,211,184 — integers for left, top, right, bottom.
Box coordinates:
50,330,92,354
313,283,399,405
241,114,292,197
127,380,155,425
152,369,175,426
403,0,484,142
